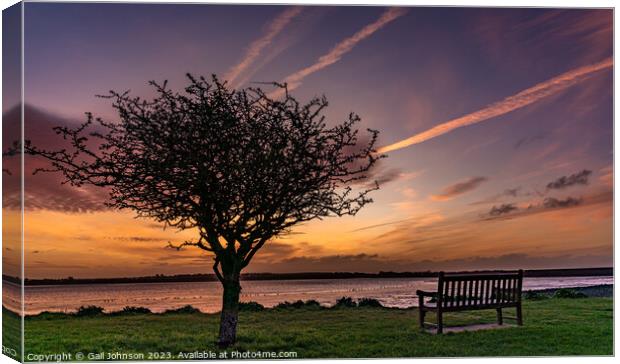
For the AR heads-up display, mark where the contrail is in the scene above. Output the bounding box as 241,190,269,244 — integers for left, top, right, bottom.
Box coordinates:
271,7,408,97
224,6,303,89
378,57,613,154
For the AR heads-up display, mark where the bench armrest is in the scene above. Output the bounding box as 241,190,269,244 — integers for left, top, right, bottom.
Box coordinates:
416,290,438,297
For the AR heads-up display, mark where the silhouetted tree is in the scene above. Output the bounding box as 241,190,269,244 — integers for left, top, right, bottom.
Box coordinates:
20,75,382,347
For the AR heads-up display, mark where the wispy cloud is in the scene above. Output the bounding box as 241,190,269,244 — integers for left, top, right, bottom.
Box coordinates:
489,203,518,216
431,176,488,201
543,196,582,208
349,218,411,232
224,6,303,88
271,7,407,97
470,186,524,206
546,169,592,190
514,134,546,149
248,251,612,273
379,57,613,153
483,190,611,221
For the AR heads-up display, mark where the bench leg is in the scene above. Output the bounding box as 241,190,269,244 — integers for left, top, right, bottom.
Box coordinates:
418,308,426,328
496,308,503,325
516,303,523,326
437,311,443,334
418,294,426,329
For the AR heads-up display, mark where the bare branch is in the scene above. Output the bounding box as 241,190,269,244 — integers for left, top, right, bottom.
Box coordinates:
213,257,225,283
166,236,212,252
19,74,385,276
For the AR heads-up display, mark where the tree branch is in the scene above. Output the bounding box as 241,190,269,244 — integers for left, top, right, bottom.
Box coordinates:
166,236,212,252
213,257,224,283
241,237,268,268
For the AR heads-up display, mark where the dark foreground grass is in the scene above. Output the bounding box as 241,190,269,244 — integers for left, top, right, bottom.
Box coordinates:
7,298,612,359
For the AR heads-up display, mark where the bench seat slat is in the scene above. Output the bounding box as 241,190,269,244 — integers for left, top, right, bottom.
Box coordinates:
422,302,519,312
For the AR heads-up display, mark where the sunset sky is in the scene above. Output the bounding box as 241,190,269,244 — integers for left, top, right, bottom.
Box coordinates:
3,4,613,278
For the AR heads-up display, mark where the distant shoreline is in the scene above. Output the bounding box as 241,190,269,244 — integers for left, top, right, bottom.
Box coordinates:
527,284,613,297
3,267,613,286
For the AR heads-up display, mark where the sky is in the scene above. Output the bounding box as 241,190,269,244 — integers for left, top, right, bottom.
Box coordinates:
3,3,613,278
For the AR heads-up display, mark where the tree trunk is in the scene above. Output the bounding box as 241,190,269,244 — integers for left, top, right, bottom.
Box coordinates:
218,273,241,348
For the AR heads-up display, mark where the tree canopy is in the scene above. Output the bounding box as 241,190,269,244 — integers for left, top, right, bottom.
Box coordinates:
24,75,382,275
21,74,384,346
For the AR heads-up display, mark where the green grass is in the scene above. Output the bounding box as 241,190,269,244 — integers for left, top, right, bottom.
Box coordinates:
2,306,21,361
5,298,613,359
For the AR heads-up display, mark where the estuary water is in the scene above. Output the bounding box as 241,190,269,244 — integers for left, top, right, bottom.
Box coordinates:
3,276,613,315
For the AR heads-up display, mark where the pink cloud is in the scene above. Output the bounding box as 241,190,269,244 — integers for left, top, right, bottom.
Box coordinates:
379,57,613,153
270,7,407,97
224,6,303,89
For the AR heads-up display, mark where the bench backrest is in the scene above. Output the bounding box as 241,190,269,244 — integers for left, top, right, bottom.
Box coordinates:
437,270,523,309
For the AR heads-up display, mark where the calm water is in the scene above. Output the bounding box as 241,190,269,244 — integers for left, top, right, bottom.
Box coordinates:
3,276,613,315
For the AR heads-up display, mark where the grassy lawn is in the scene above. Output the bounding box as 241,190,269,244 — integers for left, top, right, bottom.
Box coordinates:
4,297,612,360
2,306,21,361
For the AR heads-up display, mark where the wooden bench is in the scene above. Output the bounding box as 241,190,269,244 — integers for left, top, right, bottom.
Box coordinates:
416,270,523,333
